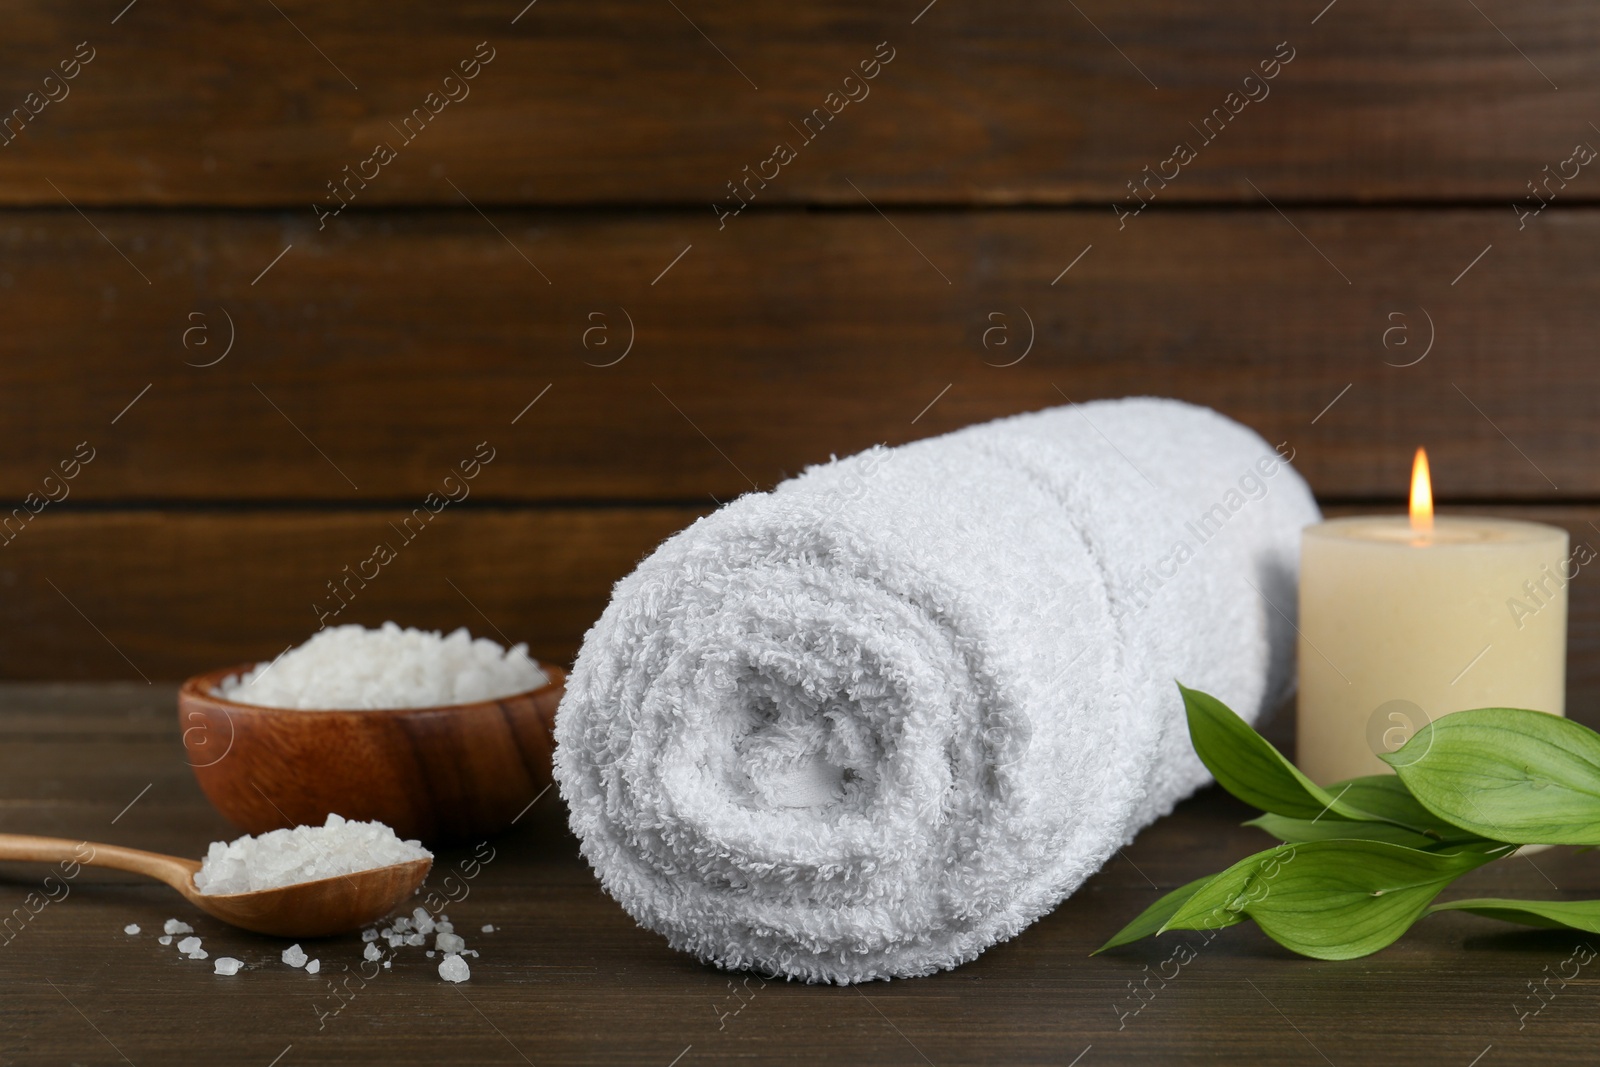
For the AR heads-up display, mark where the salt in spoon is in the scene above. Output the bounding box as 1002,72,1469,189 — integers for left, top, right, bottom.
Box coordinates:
0,832,431,937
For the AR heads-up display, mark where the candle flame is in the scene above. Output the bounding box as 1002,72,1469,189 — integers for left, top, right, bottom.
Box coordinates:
1409,447,1433,535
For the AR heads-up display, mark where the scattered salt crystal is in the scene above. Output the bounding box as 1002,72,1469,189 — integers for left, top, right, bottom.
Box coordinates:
392,917,413,933
404,933,425,947
438,954,470,983
411,907,434,935
435,921,454,934
214,957,243,976
426,950,435,958
123,924,140,935
193,814,431,895
385,933,404,948
217,623,547,710
190,948,210,960
361,929,379,943
177,936,202,954
163,918,193,936
481,925,495,934
463,950,479,958
363,942,382,962
306,959,320,974
435,932,465,954
282,944,308,968
438,914,449,923
159,935,172,945
382,960,391,969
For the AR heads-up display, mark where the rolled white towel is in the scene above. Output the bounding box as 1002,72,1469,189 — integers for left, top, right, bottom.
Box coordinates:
555,397,1319,983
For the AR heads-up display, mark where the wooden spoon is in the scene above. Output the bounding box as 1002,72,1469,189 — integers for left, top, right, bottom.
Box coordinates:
0,833,431,938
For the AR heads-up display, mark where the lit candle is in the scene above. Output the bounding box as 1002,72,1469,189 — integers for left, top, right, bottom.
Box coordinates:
1296,449,1570,785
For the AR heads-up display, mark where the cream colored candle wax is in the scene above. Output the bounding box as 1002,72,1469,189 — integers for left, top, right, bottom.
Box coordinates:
1296,450,1571,785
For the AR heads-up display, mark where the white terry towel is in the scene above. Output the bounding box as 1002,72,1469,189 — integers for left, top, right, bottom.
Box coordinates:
554,397,1319,983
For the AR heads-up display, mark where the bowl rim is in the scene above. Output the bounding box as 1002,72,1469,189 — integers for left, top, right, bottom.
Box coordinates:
179,661,566,717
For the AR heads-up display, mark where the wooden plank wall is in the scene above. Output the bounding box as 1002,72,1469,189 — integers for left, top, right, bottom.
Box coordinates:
2,1,1598,681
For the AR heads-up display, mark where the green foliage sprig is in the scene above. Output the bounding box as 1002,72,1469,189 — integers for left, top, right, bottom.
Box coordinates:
1096,685,1600,959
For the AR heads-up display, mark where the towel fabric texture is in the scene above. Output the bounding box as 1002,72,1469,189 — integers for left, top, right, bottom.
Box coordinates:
554,397,1320,983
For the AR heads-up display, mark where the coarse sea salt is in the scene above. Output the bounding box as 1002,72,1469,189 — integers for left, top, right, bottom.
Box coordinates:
123,924,140,935
438,954,470,983
362,909,479,982
163,918,193,936
156,909,483,985
193,814,431,896
217,622,547,710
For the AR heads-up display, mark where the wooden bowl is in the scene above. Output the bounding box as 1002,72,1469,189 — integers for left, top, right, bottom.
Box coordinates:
178,663,565,844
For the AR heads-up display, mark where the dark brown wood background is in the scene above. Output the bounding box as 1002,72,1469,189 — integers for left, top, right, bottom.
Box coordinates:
3,0,1598,680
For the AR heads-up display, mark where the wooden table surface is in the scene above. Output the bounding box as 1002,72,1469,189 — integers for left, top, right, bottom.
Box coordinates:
4,683,1597,1067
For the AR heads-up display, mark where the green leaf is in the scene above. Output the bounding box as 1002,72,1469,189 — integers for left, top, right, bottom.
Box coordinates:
1099,691,1573,961
1244,812,1440,849
1431,896,1600,934
1248,776,1490,847
1161,844,1299,933
1383,708,1600,845
1092,876,1220,954
1323,775,1446,831
1179,684,1380,823
1236,841,1502,960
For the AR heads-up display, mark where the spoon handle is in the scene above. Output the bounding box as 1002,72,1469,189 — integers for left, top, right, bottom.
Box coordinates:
0,833,200,895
